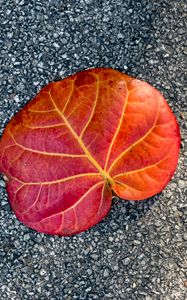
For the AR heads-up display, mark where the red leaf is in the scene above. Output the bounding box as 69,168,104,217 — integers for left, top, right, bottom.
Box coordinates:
0,68,180,235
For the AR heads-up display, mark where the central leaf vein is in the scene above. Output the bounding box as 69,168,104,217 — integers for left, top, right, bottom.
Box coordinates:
48,91,111,182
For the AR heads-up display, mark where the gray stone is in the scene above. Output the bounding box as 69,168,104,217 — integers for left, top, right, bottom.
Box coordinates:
178,180,187,189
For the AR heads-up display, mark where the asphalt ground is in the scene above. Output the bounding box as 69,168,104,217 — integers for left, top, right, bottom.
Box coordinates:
0,1,186,299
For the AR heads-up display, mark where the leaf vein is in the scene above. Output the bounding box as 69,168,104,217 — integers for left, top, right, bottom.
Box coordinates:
62,79,75,114
32,181,104,225
79,75,100,138
22,184,42,215
48,90,111,181
108,100,160,173
113,144,175,178
18,173,101,186
104,81,129,170
7,130,86,158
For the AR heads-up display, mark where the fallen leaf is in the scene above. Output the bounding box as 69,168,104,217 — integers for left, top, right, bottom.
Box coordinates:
0,68,180,235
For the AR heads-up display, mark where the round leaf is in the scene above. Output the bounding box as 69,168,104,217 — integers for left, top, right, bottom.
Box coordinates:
0,68,180,235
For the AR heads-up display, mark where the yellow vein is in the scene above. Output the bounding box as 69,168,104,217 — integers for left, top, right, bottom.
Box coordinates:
60,181,104,214
8,129,86,158
114,180,144,192
65,93,99,121
104,82,129,171
65,104,79,120
113,144,175,178
108,100,160,173
9,151,25,167
13,185,25,201
22,184,42,215
48,91,112,181
20,173,101,186
79,75,100,138
62,79,75,114
46,184,50,208
28,109,56,113
36,181,104,224
73,207,78,231
96,183,105,216
23,123,65,129
57,213,64,233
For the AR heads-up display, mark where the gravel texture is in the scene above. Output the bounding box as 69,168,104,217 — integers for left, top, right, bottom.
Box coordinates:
0,0,187,299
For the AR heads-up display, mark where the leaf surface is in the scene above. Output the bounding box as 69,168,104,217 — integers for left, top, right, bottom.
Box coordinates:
0,68,180,235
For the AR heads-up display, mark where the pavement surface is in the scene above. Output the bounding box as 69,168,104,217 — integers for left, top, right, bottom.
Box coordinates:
0,0,186,299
